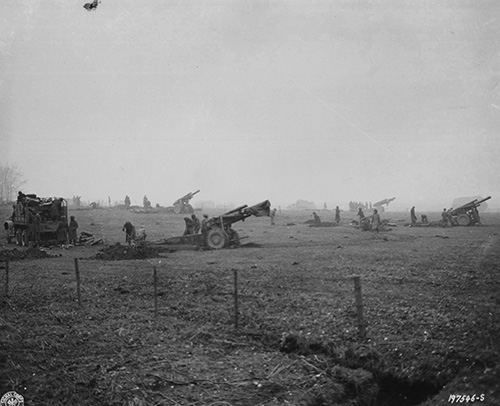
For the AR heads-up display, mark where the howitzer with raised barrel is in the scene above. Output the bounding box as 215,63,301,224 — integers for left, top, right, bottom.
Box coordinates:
373,197,396,212
163,200,271,249
172,189,200,214
448,196,491,226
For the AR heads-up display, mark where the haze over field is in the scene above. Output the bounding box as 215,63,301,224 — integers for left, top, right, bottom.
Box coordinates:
1,0,499,210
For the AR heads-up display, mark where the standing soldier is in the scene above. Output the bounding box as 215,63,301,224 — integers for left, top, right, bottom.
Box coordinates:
270,208,277,225
183,217,194,235
441,209,449,227
201,214,210,237
191,214,201,234
335,206,341,224
410,206,417,226
124,195,131,209
33,212,42,246
371,209,381,233
68,215,79,245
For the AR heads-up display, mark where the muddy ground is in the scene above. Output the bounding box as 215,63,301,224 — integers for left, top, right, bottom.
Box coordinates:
1,207,499,405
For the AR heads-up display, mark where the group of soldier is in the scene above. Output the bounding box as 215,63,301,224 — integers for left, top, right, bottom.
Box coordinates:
121,213,211,246
356,207,381,232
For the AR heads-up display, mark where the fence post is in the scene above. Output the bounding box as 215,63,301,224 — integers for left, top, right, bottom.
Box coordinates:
153,266,158,318
4,259,9,298
353,276,366,339
74,258,81,306
233,269,239,329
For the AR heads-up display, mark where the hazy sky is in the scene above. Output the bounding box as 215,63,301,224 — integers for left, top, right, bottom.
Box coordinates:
1,0,499,210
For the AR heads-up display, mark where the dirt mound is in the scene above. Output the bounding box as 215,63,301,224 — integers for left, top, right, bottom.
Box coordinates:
0,247,58,261
93,243,161,260
309,221,337,227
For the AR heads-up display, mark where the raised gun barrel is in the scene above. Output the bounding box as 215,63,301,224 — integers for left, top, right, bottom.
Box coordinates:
172,189,200,214
450,196,490,214
176,189,200,203
475,196,491,205
373,197,396,207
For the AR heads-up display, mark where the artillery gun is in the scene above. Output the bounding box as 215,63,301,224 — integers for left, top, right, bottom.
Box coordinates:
163,200,271,249
172,190,200,214
3,192,68,246
448,196,491,226
373,197,396,212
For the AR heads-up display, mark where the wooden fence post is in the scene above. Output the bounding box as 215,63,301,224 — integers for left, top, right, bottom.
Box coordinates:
233,269,239,329
4,259,9,298
353,276,366,339
74,258,81,306
153,266,158,318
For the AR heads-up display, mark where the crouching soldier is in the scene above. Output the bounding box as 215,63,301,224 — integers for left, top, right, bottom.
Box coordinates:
122,221,136,246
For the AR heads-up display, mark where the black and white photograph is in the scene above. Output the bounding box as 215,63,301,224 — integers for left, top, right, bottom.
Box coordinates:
1,1,499,405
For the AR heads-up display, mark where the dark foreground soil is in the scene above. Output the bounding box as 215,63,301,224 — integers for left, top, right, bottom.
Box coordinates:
1,207,499,405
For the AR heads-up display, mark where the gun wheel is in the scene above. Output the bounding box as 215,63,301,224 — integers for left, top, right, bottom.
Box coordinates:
206,228,228,249
456,214,471,226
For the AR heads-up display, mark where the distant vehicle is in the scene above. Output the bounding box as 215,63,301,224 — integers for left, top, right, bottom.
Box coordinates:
4,192,68,246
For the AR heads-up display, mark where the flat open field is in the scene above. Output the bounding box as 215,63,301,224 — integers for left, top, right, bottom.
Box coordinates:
1,207,499,406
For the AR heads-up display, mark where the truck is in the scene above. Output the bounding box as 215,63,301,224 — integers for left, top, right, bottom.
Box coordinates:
3,193,69,246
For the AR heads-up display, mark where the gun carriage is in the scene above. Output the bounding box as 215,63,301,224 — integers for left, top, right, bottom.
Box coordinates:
172,190,200,214
164,200,271,249
448,196,491,226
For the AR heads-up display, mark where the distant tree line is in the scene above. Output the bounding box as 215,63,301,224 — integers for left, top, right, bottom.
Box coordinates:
0,165,25,203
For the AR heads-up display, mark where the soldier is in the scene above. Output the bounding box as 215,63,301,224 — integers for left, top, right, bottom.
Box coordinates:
124,195,131,209
335,206,341,224
371,209,381,232
312,212,321,225
191,214,201,234
410,206,417,226
270,208,277,225
122,221,136,245
183,217,194,236
33,212,42,246
201,214,209,236
472,207,481,225
441,209,448,226
68,215,79,244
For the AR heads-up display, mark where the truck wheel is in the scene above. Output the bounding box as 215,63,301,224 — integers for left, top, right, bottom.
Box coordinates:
456,214,471,226
206,228,228,249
